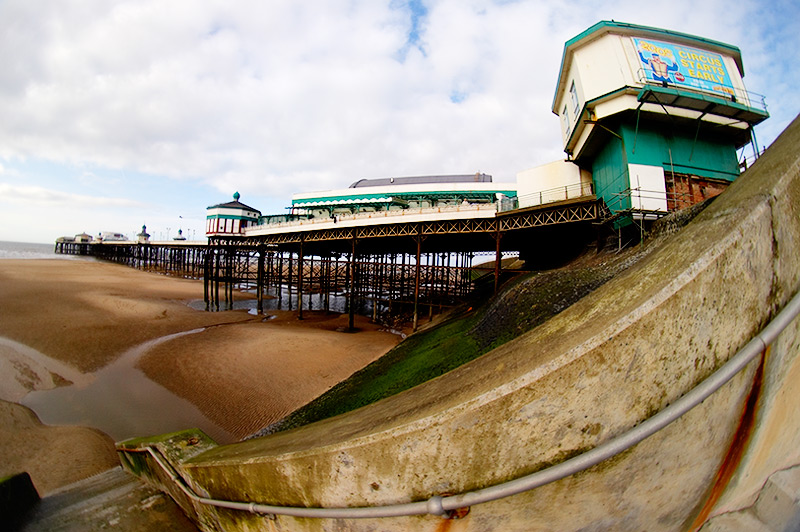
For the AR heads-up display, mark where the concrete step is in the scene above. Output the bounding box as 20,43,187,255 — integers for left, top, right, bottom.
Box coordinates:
15,466,197,532
700,464,800,532
700,512,772,532
753,465,800,532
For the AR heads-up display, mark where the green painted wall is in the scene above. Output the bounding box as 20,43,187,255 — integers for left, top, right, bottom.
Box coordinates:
591,133,631,212
621,123,739,181
590,120,740,215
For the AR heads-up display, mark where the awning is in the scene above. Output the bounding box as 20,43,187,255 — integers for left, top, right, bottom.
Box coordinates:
292,197,402,208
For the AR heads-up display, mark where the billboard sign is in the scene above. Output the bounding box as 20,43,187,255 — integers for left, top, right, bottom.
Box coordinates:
632,37,734,98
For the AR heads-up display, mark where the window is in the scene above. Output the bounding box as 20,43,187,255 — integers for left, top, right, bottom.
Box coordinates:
570,81,579,114
562,105,570,137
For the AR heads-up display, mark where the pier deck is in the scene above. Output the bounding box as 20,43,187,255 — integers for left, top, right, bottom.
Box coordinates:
56,196,605,329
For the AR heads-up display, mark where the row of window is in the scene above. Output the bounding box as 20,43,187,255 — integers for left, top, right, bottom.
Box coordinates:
206,217,244,234
562,80,580,139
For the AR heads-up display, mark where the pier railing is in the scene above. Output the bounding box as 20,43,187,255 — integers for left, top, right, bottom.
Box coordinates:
517,182,594,208
247,202,500,235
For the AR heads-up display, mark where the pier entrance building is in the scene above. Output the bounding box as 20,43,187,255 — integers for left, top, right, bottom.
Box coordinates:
548,21,768,225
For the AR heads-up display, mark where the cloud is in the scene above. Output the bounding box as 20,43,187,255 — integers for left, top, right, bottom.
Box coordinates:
0,183,146,209
0,0,797,218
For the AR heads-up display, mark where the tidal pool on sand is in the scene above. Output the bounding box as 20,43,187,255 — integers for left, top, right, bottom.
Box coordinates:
21,330,235,444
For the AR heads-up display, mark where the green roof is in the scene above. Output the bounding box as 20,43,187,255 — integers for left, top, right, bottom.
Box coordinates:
292,189,516,206
553,20,745,113
564,21,741,61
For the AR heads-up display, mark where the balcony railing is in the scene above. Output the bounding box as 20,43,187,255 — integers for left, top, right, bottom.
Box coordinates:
635,69,767,115
518,182,594,208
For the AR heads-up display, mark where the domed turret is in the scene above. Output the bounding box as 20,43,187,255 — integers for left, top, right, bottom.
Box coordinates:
137,224,150,243
206,192,262,236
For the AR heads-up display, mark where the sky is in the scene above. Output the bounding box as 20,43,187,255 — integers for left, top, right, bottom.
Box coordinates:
1,0,798,244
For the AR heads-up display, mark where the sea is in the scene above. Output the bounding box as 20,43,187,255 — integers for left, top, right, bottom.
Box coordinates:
0,240,72,260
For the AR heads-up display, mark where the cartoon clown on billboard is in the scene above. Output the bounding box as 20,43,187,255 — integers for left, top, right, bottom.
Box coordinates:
638,46,679,86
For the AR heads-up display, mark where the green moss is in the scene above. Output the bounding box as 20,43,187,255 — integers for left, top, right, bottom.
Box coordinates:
117,450,151,477
118,429,218,485
262,309,484,434
256,257,629,437
254,203,709,438
117,428,210,450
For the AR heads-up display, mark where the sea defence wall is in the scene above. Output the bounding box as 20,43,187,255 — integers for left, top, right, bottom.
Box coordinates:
118,114,800,532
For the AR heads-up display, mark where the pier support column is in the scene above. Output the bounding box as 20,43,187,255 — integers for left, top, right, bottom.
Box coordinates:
348,234,357,331
298,237,305,320
257,245,265,315
412,230,422,332
203,248,210,311
225,247,234,311
308,254,315,312
266,250,273,301
324,254,331,313
214,247,221,311
287,251,294,311
494,230,504,295
277,252,284,309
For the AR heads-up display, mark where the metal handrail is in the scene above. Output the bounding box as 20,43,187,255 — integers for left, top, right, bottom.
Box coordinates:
247,203,499,233
518,182,594,207
634,69,767,113
127,287,800,520
606,186,697,213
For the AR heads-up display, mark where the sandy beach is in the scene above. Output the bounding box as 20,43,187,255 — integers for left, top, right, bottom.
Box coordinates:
0,258,401,495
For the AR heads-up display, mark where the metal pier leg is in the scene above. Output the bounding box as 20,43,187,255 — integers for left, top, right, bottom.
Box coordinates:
230,248,236,310
298,239,304,320
494,231,503,295
413,232,422,332
428,252,435,322
214,248,221,311
348,236,357,331
257,246,265,315
324,255,331,313
308,254,315,312
277,252,284,310
203,249,210,311
287,252,294,311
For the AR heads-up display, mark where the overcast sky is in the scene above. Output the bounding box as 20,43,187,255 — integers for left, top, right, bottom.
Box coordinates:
1,0,797,243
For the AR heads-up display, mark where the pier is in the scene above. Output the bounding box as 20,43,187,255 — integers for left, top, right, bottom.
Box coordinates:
33,18,786,531
55,196,605,329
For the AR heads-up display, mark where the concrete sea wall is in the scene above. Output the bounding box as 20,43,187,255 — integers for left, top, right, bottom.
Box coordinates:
118,114,800,532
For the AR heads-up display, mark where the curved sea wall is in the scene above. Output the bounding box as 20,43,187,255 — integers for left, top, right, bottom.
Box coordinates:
119,114,800,532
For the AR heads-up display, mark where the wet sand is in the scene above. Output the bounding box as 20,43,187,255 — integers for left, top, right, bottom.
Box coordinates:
138,312,400,439
0,259,401,495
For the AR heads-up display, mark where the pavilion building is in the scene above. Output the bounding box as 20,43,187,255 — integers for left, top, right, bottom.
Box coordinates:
206,192,262,236
289,174,517,219
520,20,769,221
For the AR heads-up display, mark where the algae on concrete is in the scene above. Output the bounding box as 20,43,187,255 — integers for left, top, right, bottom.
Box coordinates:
117,114,800,532
252,202,709,439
